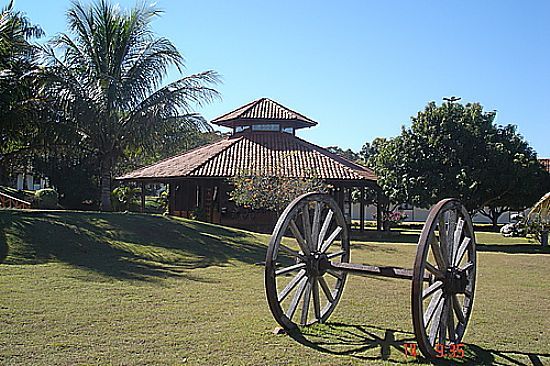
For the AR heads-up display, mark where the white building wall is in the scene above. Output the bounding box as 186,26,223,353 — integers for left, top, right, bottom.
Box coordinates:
351,203,524,224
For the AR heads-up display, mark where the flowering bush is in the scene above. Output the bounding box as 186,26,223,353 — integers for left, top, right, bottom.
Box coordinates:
229,172,329,213
373,210,408,229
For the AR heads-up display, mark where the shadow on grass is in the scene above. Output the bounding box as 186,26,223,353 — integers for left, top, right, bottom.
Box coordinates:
0,210,267,281
286,322,550,365
351,230,549,255
476,244,550,255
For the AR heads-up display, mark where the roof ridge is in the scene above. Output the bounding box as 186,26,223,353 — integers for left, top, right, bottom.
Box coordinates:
186,135,243,176
263,98,317,124
211,98,263,122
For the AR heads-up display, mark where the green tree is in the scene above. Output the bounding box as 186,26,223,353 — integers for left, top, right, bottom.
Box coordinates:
326,146,361,163
360,137,386,164
370,100,550,229
0,1,44,184
38,0,220,210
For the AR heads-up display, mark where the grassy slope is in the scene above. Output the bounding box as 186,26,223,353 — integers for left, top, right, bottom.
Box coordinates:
0,210,549,365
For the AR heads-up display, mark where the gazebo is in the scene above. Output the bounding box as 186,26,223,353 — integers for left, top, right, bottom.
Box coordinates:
117,98,381,232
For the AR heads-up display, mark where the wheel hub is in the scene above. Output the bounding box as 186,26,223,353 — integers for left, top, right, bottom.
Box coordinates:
305,252,329,277
443,266,468,294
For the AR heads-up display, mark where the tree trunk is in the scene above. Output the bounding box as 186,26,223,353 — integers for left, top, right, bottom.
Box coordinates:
491,208,499,232
99,157,112,211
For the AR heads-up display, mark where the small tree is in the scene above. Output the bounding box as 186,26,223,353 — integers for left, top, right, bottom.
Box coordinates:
229,172,329,214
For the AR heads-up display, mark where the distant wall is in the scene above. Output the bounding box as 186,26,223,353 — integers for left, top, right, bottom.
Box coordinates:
351,203,527,224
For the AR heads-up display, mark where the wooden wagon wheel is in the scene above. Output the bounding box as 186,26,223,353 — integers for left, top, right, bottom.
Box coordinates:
412,198,477,358
265,192,350,330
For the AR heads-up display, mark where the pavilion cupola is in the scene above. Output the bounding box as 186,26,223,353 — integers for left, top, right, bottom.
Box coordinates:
211,97,318,135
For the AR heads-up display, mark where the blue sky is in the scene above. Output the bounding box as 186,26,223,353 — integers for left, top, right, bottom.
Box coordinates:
19,0,550,156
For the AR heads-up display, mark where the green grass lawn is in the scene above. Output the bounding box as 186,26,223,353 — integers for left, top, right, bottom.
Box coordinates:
1,210,549,365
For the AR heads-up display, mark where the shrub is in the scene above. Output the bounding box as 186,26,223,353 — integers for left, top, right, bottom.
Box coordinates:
156,191,169,213
111,186,140,212
34,189,59,209
373,210,408,230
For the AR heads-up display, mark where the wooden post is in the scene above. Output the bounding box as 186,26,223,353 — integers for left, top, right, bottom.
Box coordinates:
360,186,365,232
347,188,352,228
376,190,382,231
140,182,145,213
168,183,174,215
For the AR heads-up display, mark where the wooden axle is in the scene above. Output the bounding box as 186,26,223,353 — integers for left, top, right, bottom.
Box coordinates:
327,262,431,282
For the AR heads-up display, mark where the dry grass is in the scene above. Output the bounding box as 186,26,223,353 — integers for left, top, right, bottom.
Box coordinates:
1,210,548,365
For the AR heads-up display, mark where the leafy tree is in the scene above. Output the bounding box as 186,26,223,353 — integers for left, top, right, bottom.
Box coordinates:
0,1,44,184
326,146,362,163
34,149,100,209
359,137,386,164
370,100,550,230
38,0,220,210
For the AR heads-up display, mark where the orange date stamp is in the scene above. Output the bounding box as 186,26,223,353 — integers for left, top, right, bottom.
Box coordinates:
404,343,465,358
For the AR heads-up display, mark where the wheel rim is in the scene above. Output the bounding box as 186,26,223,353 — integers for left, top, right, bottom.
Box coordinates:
412,198,476,358
265,192,350,330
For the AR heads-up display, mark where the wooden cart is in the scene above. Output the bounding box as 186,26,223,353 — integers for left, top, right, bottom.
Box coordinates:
264,192,476,359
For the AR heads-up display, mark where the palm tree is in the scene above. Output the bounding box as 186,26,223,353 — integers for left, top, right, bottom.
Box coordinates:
39,0,220,210
0,0,44,184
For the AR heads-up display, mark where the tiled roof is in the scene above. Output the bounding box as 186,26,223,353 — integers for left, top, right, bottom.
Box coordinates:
117,132,376,182
211,98,317,129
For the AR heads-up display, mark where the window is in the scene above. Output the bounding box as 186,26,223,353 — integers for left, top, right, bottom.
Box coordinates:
234,125,250,133
282,126,294,134
251,124,280,131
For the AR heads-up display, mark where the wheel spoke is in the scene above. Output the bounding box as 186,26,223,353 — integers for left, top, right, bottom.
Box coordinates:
425,262,444,278
429,296,445,344
430,233,447,270
438,215,450,266
326,250,345,259
327,269,343,280
289,219,310,255
424,290,443,326
311,202,322,251
300,279,312,325
318,209,334,249
286,277,308,320
312,279,321,321
452,218,464,265
452,294,465,324
447,300,456,343
438,296,449,345
302,204,313,251
447,210,458,263
318,276,335,303
423,280,443,299
460,261,474,272
320,226,343,253
275,262,306,276
279,244,306,261
454,237,471,266
278,269,306,302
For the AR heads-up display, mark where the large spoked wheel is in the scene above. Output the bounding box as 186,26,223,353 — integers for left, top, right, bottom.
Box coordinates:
265,192,350,331
412,198,477,358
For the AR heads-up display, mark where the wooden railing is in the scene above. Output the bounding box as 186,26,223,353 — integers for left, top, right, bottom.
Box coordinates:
0,192,31,209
